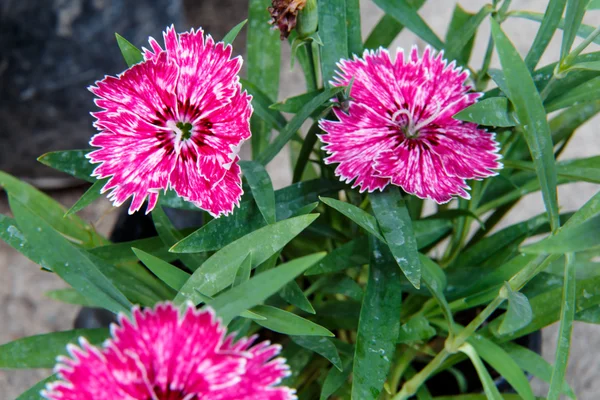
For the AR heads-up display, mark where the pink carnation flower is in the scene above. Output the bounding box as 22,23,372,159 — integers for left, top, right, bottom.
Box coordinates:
88,26,252,216
319,47,502,203
43,303,295,400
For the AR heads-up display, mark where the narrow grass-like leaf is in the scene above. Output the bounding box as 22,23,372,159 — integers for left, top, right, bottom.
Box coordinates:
292,336,343,370
548,253,576,400
46,288,97,307
239,160,276,224
524,0,568,70
240,78,287,130
222,19,247,44
454,97,516,127
321,356,353,400
172,180,342,252
352,237,403,399
510,11,600,47
320,197,384,241
270,89,324,114
505,156,600,184
280,279,316,314
459,343,503,400
257,87,344,166
568,61,600,71
318,0,348,85
502,342,576,398
363,0,426,50
232,253,252,287
173,214,318,304
372,0,444,49
345,0,362,56
133,248,189,291
496,283,533,335
468,335,535,400
65,178,107,216
152,206,204,271
292,122,320,183
545,76,600,112
88,236,177,264
305,238,370,275
444,4,492,64
491,18,560,232
0,328,108,368
521,214,600,254
115,33,143,67
16,374,57,400
209,253,324,324
420,255,454,329
253,305,334,336
589,0,600,8
561,0,588,59
0,171,107,247
11,197,132,315
37,149,95,182
371,188,421,289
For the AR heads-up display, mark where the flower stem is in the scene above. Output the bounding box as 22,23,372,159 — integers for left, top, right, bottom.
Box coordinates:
305,41,319,91
392,349,450,400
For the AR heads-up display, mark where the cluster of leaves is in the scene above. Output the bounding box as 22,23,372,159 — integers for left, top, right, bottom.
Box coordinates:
1,0,600,399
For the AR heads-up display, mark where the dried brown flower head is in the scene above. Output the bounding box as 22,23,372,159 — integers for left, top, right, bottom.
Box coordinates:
268,0,307,40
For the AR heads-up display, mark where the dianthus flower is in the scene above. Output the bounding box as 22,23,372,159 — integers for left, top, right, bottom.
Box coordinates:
88,26,251,216
319,47,502,203
43,303,295,400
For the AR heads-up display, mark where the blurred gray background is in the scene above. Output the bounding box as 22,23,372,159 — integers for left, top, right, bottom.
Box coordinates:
1,0,599,398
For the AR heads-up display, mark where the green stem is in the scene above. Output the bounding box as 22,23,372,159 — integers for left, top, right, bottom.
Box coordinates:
540,73,559,101
476,34,495,91
392,349,450,400
562,24,600,68
388,346,417,397
305,41,319,91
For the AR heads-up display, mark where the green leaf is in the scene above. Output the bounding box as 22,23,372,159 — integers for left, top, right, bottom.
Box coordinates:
270,89,324,114
152,206,205,271
496,283,533,335
454,97,516,127
280,279,316,314
491,18,560,232
247,0,281,156
292,121,321,183
397,316,436,343
321,356,353,400
241,78,287,131
444,4,492,64
133,248,189,291
372,0,444,50
65,178,107,216
509,11,600,47
459,343,504,400
352,237,403,399
0,171,107,247
16,374,57,400
209,253,324,324
172,180,342,252
37,149,95,182
545,76,600,112
364,0,426,50
292,336,343,371
173,214,319,304
321,275,364,301
305,238,370,275
510,156,600,184
232,253,252,287
0,329,108,368
115,33,143,67
11,197,132,315
521,214,600,254
239,160,276,224
501,342,576,398
253,305,334,336
0,214,42,266
524,0,568,70
257,86,345,165
318,0,348,85
46,288,98,307
589,0,600,8
420,255,454,329
222,19,247,44
568,61,600,71
320,197,384,242
88,235,177,264
345,0,362,56
468,335,535,400
371,188,421,289
561,0,588,59
548,253,577,400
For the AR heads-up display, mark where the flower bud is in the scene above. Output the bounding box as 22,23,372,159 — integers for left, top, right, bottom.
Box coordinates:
296,0,318,39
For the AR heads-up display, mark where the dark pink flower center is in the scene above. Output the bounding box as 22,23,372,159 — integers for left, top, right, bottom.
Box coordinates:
149,386,195,400
391,104,441,140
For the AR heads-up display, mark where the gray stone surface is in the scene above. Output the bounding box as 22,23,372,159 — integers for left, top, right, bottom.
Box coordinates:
1,0,599,398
